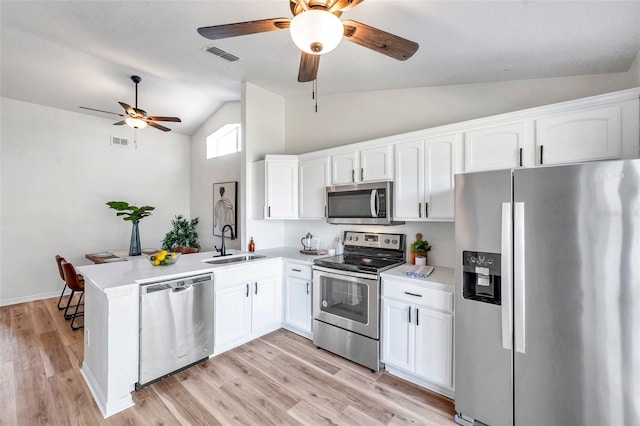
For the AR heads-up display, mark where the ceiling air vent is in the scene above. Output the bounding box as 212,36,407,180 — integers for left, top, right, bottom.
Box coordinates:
206,45,240,62
111,136,131,148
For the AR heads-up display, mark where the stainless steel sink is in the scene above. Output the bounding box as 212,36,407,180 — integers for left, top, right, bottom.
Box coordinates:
203,254,266,265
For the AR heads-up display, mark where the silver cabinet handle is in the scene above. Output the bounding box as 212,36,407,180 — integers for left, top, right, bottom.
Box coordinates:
404,291,422,297
246,283,249,297
292,268,302,272
351,169,355,182
418,203,422,218
416,308,419,326
539,145,544,165
254,282,258,295
425,202,429,218
268,206,271,217
306,282,310,295
408,306,412,324
360,167,364,181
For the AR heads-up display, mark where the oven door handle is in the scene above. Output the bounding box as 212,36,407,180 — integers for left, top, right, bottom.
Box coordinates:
370,189,379,218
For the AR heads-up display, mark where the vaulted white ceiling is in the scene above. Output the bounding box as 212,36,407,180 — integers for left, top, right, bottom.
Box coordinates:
1,1,639,135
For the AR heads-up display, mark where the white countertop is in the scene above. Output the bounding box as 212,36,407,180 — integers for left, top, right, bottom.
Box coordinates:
381,263,454,291
77,247,332,294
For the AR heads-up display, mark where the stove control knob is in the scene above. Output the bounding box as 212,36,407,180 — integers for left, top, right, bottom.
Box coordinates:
384,239,390,244
354,237,359,241
392,239,398,244
348,236,353,241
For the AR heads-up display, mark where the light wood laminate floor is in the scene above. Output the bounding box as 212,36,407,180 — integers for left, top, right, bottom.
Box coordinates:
0,297,456,425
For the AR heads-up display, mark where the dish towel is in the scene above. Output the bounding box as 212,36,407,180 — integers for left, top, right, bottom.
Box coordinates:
405,265,435,279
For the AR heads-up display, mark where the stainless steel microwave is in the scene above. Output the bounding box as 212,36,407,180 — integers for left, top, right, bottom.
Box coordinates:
325,181,404,225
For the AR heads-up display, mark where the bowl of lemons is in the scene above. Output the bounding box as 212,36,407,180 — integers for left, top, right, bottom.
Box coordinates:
147,250,181,266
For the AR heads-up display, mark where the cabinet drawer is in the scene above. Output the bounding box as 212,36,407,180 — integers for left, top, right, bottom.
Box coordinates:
285,262,312,280
383,281,453,313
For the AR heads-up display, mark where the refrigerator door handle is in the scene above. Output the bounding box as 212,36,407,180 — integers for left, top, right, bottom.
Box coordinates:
514,201,526,354
501,202,513,350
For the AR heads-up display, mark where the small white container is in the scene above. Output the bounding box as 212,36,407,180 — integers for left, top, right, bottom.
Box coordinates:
327,248,336,256
415,256,427,266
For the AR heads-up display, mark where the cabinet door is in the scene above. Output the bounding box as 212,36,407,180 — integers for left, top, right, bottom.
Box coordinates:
360,145,392,182
251,277,282,332
535,104,621,165
285,276,312,333
381,299,413,372
266,160,298,219
331,152,358,185
394,140,424,220
299,157,329,219
414,308,453,388
215,284,251,350
464,122,526,172
424,136,457,221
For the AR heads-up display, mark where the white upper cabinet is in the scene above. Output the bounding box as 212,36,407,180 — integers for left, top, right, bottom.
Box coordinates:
463,121,529,172
394,134,459,221
534,104,621,166
299,157,329,219
360,145,393,182
331,152,359,185
264,156,298,219
331,145,393,185
460,90,639,172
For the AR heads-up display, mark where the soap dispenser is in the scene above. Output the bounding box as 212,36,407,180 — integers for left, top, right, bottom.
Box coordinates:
335,237,344,255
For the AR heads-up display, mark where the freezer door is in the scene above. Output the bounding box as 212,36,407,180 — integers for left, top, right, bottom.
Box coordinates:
513,159,640,425
454,169,513,426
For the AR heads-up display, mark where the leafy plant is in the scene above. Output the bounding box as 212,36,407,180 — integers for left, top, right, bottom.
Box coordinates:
410,238,432,253
162,215,200,250
106,201,155,222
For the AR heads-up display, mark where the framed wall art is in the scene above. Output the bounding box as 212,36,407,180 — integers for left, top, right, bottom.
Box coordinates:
213,181,237,237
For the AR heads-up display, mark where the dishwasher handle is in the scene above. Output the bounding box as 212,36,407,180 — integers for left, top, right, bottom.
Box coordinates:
141,274,212,295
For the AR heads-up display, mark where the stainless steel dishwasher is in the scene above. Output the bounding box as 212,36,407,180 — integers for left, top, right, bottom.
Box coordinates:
138,273,214,388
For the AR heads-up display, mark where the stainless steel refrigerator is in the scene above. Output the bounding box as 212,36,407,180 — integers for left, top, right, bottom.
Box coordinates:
454,159,640,426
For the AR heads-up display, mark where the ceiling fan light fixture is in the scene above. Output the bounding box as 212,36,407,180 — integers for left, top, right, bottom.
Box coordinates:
125,117,148,129
290,10,343,55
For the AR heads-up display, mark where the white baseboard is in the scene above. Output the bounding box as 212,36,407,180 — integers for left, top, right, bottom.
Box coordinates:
385,366,455,399
0,290,61,307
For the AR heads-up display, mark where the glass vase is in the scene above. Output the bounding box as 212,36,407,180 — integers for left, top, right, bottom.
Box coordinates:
129,220,141,256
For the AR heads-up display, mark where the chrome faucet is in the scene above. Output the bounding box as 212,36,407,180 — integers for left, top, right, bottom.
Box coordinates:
215,224,236,256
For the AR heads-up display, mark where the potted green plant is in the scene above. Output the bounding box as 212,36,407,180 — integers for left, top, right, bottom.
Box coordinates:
410,233,432,264
161,215,200,251
106,201,155,256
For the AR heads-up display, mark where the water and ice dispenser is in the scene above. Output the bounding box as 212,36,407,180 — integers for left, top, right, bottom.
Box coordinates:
462,251,501,305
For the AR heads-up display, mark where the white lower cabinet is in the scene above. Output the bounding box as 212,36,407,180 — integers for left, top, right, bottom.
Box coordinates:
283,261,312,337
213,260,282,354
382,277,454,396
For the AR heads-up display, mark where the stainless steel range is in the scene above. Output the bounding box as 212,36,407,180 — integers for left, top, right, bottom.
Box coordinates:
313,231,406,371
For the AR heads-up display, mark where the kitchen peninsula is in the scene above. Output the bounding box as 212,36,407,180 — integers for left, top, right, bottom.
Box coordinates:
77,249,326,418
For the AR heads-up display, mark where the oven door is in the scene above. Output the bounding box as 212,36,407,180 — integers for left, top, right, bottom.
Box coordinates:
312,266,379,339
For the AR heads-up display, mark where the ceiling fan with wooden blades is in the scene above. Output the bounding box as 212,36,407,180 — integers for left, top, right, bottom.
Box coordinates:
197,0,419,83
80,75,181,132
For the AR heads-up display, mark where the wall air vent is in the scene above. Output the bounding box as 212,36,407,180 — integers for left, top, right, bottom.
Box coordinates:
205,45,240,62
111,136,130,148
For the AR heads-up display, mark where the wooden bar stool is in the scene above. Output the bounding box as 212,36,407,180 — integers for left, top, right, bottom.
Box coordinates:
61,261,85,330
